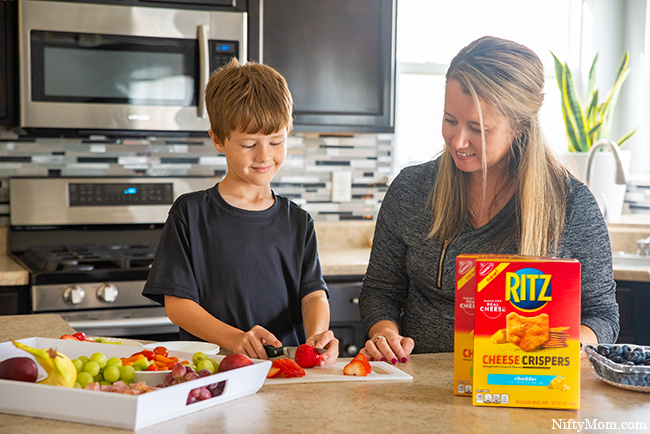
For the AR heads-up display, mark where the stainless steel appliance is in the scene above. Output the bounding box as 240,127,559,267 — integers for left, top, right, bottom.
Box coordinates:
18,0,246,135
9,177,217,339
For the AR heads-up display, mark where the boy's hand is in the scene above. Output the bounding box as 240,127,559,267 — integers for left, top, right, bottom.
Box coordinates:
232,325,281,360
306,330,339,365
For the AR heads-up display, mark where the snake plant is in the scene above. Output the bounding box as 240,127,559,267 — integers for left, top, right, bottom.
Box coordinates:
552,51,637,152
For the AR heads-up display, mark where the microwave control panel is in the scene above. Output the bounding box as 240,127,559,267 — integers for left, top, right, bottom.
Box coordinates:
210,40,240,72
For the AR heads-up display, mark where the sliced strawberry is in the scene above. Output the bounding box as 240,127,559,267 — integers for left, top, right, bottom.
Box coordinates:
343,359,370,376
352,353,372,374
294,344,322,368
266,366,282,378
72,332,87,341
60,334,77,340
276,357,305,378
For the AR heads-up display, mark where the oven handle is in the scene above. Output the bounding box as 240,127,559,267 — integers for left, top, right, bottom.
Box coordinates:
197,24,209,119
67,316,174,330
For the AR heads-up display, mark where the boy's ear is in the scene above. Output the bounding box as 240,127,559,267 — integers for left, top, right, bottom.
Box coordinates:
209,130,225,152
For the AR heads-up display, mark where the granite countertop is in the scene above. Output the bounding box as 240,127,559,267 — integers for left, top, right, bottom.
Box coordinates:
1,314,649,433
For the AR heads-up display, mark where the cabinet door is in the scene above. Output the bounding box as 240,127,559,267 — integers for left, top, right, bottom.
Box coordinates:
615,280,650,345
249,0,396,133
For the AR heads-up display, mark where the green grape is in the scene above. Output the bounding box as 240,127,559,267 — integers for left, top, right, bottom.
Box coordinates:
106,357,122,368
192,351,208,366
73,382,81,388
119,365,136,381
209,359,219,373
76,372,94,388
93,373,104,382
83,361,100,377
71,359,84,373
197,359,215,374
99,380,112,386
90,352,107,369
78,355,90,365
103,365,121,383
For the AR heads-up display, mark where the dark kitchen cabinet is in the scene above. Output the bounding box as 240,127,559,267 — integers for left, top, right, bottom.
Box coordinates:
0,0,17,126
326,278,366,357
615,280,650,345
248,0,397,133
0,285,30,315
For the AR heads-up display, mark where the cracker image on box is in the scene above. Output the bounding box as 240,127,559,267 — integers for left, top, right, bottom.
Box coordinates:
472,257,581,410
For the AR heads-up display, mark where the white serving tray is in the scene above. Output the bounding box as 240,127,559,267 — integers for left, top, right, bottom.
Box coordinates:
0,337,270,430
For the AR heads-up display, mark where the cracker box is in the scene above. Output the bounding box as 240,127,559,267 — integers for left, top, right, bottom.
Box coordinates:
454,254,510,396
472,257,581,409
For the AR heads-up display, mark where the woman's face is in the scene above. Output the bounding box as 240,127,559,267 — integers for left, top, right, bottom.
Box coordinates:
442,79,513,177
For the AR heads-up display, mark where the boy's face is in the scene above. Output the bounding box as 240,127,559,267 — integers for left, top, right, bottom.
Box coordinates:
210,127,288,188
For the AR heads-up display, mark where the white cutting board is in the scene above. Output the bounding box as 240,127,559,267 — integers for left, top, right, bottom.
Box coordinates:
263,360,412,385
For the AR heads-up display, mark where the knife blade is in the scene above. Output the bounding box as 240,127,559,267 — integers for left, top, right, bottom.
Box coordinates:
264,345,327,359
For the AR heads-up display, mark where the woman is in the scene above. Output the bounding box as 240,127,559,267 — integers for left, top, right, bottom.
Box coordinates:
358,36,619,364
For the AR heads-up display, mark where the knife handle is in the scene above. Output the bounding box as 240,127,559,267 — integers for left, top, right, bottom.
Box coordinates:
264,345,283,358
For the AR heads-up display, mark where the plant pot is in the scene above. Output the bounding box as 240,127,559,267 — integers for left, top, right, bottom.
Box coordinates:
566,150,631,223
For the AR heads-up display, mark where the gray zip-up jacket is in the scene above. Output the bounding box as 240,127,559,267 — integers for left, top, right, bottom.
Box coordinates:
359,158,620,353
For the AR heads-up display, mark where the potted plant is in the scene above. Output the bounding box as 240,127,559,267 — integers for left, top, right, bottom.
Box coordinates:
552,51,637,222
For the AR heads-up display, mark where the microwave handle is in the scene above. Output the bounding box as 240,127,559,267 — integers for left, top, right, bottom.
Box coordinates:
198,25,209,119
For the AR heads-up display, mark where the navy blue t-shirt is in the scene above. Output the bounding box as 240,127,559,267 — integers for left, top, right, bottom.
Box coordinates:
142,183,328,345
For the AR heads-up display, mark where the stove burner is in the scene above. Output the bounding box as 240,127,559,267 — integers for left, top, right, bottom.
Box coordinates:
22,244,158,272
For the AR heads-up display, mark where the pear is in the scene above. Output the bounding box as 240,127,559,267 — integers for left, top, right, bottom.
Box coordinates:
12,341,76,388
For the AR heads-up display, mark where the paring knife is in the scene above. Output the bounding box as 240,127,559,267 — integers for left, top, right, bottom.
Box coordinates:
264,345,327,359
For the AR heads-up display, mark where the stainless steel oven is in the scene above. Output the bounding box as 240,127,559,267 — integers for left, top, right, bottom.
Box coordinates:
9,177,217,340
18,0,246,135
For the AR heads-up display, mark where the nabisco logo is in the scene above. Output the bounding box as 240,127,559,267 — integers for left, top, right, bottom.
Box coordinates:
458,260,473,275
478,262,494,276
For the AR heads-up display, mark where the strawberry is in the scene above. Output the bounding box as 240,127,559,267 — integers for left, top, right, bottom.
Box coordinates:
294,344,322,368
266,366,282,378
275,357,305,378
72,332,87,341
352,353,372,374
343,359,371,377
60,334,77,340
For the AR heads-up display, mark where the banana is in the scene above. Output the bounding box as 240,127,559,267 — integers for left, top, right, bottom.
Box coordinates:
12,341,76,388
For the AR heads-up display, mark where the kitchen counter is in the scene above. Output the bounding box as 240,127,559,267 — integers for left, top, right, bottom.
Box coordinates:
0,314,649,433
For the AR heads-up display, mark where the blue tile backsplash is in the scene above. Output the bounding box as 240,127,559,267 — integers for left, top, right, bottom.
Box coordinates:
0,133,394,224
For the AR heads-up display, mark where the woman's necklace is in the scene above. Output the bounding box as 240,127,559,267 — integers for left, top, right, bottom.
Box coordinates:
468,209,478,219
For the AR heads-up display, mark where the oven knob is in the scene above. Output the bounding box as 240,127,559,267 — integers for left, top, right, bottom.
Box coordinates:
63,285,85,305
97,284,118,303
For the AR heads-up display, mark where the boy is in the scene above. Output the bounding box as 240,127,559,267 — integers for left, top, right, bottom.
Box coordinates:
143,59,338,363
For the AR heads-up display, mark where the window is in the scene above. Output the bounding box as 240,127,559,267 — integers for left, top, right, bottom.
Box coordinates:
394,0,583,171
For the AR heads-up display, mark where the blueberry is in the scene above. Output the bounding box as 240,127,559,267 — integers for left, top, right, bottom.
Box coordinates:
644,351,650,360
622,345,632,358
624,361,635,366
629,352,644,365
609,346,623,358
598,345,611,357
612,356,623,363
644,359,650,366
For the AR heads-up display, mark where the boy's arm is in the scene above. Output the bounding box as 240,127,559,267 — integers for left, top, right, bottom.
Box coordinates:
164,295,280,360
301,290,339,364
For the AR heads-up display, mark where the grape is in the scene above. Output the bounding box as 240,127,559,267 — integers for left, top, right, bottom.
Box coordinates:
197,360,215,374
188,388,200,399
106,357,122,368
83,361,100,377
74,383,82,388
119,365,136,382
184,371,199,382
78,355,90,365
71,359,84,373
93,373,104,382
198,369,211,378
198,388,212,401
90,353,107,369
76,372,94,388
192,351,208,366
172,364,187,380
103,365,121,383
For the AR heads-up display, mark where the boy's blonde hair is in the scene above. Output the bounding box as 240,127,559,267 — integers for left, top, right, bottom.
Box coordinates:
429,36,569,257
205,58,293,145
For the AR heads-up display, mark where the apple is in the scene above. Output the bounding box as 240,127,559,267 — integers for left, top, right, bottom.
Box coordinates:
0,357,39,383
217,353,253,373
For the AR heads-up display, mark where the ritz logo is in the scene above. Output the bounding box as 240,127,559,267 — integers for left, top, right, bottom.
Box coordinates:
505,268,552,311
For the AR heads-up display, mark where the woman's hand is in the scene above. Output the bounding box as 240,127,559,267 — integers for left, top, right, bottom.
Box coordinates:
361,324,414,364
231,325,281,360
306,330,339,365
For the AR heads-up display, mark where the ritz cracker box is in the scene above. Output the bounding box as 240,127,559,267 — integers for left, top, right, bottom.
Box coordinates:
454,254,512,396
470,256,581,409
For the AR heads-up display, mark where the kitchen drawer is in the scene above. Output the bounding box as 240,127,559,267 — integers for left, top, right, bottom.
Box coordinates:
328,281,362,323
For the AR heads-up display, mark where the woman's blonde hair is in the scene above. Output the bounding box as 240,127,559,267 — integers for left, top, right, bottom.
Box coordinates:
205,58,293,145
429,36,569,256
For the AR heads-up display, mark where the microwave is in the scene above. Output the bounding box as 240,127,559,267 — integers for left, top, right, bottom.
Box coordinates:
18,0,247,136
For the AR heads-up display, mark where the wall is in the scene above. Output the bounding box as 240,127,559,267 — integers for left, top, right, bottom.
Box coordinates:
0,133,393,225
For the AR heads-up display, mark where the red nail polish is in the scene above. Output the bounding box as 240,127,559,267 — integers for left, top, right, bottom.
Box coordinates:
369,357,375,361
401,357,408,363
391,358,398,364
381,357,387,362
